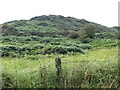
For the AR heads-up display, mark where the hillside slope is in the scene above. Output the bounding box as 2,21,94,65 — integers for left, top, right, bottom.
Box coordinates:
1,15,118,57
2,15,117,37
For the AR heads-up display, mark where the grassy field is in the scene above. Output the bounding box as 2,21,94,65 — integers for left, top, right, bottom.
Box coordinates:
1,47,118,88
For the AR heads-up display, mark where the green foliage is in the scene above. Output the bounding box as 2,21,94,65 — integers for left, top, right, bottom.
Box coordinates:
79,30,88,43
27,55,40,60
68,32,79,39
2,44,44,57
76,44,92,49
2,24,18,35
42,45,84,54
96,32,117,39
78,24,98,43
2,73,14,88
79,24,96,40
90,39,118,48
2,35,118,57
2,48,118,88
1,15,119,88
83,24,96,38
2,15,117,38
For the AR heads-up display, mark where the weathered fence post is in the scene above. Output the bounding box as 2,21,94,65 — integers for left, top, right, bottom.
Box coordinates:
55,57,62,86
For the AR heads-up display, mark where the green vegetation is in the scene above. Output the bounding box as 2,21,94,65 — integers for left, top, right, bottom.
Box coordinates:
1,15,119,88
1,48,118,88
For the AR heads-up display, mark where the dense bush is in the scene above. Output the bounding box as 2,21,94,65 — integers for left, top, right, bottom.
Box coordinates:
96,32,116,39
1,44,44,57
2,73,14,88
79,24,97,43
42,45,84,54
2,45,27,57
90,39,118,48
27,55,40,60
2,25,19,35
81,24,96,39
2,44,85,57
68,32,79,39
75,44,92,49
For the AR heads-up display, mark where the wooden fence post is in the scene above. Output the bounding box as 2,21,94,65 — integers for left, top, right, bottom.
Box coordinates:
55,57,62,86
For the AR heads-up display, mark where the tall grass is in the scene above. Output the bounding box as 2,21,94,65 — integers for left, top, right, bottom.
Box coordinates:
1,47,118,88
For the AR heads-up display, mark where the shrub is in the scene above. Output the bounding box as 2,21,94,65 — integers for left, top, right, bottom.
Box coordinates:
42,45,84,54
2,24,18,35
79,37,92,43
96,32,115,39
2,45,34,57
79,24,96,43
27,55,40,60
75,44,92,49
2,73,14,88
82,24,96,39
68,32,79,39
90,39,118,48
38,22,49,26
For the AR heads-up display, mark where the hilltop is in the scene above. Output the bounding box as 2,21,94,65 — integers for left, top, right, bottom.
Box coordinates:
2,15,117,37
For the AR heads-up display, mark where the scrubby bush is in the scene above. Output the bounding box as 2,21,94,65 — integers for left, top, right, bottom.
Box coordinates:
42,45,84,54
75,44,92,49
79,24,96,43
2,24,18,35
68,32,79,39
81,24,96,39
2,45,23,57
79,36,92,43
96,32,116,39
2,44,44,57
38,22,49,26
2,73,14,88
90,39,118,48
50,42,61,45
27,55,40,60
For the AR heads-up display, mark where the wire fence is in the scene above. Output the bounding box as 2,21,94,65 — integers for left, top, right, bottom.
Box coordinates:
39,57,117,70
37,56,118,88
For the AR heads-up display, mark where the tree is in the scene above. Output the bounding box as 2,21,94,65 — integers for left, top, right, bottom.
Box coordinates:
79,24,96,43
82,24,96,39
79,31,91,43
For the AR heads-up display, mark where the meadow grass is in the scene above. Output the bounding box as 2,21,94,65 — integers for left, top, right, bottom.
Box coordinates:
1,47,118,88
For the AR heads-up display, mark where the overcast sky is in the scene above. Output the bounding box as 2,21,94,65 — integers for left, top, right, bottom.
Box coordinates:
0,0,119,27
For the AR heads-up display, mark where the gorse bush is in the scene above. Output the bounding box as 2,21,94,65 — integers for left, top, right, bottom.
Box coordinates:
42,45,84,54
2,44,86,57
2,45,43,57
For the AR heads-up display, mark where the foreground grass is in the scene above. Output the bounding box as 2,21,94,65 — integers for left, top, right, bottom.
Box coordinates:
1,47,118,88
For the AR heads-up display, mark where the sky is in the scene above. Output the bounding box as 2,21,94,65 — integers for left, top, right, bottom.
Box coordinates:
0,0,119,27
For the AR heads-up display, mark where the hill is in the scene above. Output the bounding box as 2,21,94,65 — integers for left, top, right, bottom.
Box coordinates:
2,15,117,37
1,15,118,57
1,15,119,88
